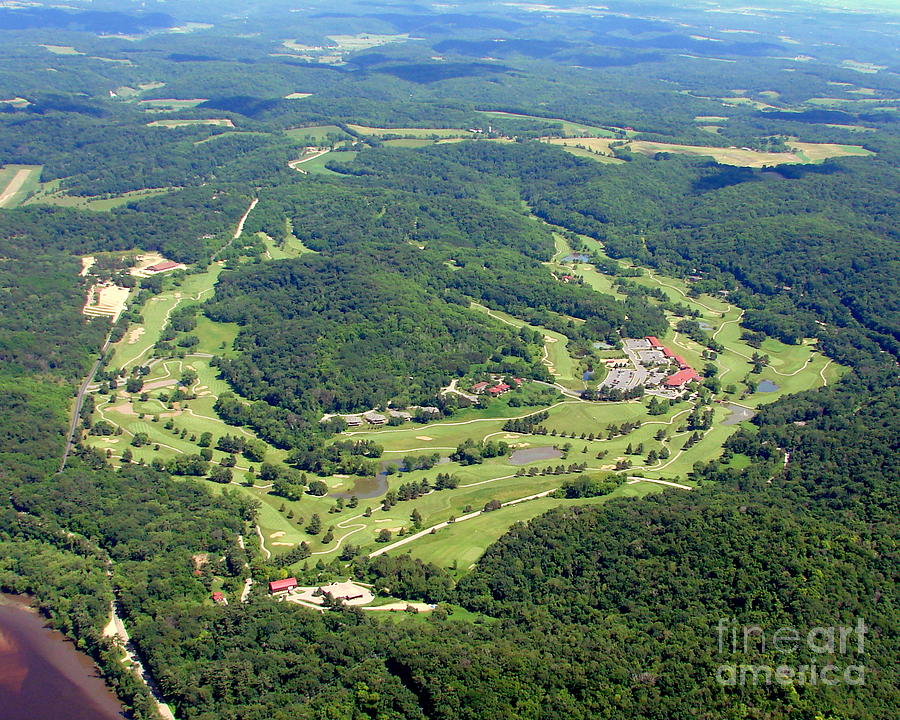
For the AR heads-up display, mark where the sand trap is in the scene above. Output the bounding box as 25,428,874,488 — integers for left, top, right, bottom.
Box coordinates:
194,385,207,391
109,403,137,416
80,256,95,277
415,436,433,441
544,336,558,343
272,542,295,547
362,602,434,612
374,519,396,523
384,527,403,533
269,531,286,539
127,327,145,344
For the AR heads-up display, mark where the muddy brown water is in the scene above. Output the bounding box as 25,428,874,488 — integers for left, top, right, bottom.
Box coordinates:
0,593,127,720
508,446,563,465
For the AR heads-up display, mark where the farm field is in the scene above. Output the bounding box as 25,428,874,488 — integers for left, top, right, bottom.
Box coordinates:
479,110,618,137
147,118,235,128
285,125,351,142
0,165,42,208
139,98,208,110
346,124,469,138
296,150,358,175
26,186,172,210
544,136,874,167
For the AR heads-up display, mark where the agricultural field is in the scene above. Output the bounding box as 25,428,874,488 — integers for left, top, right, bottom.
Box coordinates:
26,187,172,211
479,111,618,137
146,118,235,128
544,137,874,167
294,150,358,175
285,125,350,142
346,125,470,138
38,44,83,55
139,98,208,110
0,165,42,208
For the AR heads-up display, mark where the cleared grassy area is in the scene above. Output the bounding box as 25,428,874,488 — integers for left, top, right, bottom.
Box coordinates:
299,150,358,175
26,187,172,210
555,145,625,163
147,118,234,128
480,111,617,137
544,137,874,168
259,232,315,260
139,98,207,110
285,125,350,142
406,481,661,569
0,165,42,208
347,125,469,138
109,264,224,371
469,303,582,389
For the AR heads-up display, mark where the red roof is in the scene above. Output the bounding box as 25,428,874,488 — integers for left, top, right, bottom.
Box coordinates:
471,382,490,392
646,336,662,347
269,578,297,593
665,369,701,387
662,347,674,358
147,260,179,272
211,591,225,601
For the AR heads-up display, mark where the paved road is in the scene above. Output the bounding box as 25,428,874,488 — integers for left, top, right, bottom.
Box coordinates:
59,333,113,472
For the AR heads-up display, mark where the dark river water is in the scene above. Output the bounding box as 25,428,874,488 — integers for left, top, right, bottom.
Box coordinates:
0,594,127,720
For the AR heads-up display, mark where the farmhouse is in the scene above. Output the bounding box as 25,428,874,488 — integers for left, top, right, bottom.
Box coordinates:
363,410,387,425
269,578,298,594
665,369,702,387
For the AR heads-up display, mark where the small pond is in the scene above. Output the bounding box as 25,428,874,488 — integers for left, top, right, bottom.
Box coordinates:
508,446,563,466
757,380,780,393
582,370,594,381
561,253,590,263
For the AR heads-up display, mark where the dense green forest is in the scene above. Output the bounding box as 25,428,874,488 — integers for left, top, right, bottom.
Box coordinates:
0,1,897,719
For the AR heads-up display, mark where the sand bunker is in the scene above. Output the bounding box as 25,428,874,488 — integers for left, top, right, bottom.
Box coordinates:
127,327,145,344
269,531,286,539
415,436,433,441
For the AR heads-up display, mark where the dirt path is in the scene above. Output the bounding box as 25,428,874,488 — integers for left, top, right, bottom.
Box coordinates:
103,602,177,720
211,197,258,261
626,476,693,490
0,168,32,206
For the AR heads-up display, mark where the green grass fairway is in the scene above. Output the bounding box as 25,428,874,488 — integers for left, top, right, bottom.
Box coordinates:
0,165,42,208
469,303,582,389
405,481,661,570
109,264,224,371
260,232,316,260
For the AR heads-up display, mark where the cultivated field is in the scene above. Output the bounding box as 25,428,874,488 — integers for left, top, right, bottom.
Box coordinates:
544,137,874,167
346,125,469,138
479,111,618,137
26,186,172,211
285,125,351,142
146,118,235,128
0,165,42,208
